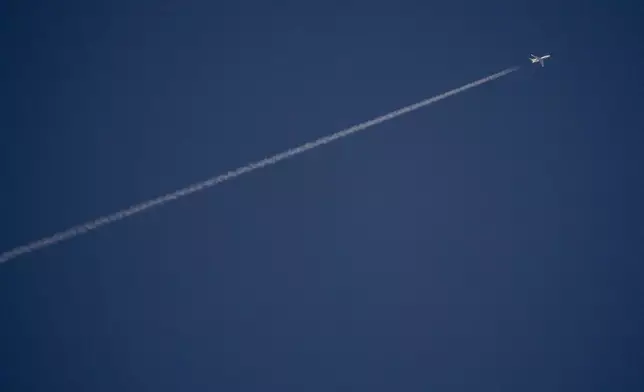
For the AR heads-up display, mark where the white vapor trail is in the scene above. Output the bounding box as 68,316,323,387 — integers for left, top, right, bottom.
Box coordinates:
0,66,518,265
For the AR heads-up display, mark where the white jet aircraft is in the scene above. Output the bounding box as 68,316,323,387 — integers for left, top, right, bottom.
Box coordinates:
530,54,551,67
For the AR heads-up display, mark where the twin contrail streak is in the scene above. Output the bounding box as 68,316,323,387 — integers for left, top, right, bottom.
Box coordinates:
0,66,519,265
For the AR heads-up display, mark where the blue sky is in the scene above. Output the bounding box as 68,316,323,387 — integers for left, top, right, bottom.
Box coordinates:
1,0,643,391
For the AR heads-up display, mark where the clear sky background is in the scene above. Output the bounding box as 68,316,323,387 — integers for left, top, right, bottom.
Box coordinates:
1,0,643,390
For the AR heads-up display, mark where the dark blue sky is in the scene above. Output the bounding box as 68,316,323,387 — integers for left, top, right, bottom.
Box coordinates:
2,0,643,390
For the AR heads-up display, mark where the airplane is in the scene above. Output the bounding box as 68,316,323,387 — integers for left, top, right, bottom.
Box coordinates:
530,54,551,67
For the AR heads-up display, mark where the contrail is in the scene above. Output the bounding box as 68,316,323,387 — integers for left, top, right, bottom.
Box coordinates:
0,66,518,265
